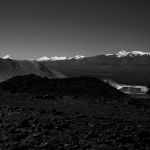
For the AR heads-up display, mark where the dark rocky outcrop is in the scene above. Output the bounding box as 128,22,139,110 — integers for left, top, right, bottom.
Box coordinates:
0,74,128,101
0,106,149,150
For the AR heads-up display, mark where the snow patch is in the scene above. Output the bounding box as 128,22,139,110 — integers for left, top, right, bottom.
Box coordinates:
36,56,51,61
74,55,85,59
105,54,113,56
50,56,72,61
36,55,85,61
2,55,15,60
116,50,150,58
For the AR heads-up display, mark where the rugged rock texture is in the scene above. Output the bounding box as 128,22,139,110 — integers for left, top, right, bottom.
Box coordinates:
0,106,149,150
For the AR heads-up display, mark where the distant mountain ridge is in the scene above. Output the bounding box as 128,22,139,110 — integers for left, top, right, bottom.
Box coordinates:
1,50,150,61
115,50,150,58
0,50,150,85
36,55,85,61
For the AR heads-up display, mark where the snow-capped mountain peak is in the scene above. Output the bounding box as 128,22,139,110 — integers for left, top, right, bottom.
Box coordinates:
37,56,72,61
74,55,85,59
116,50,150,57
105,54,113,56
2,54,15,60
116,50,130,57
130,51,150,56
36,55,85,61
50,56,71,61
36,56,51,61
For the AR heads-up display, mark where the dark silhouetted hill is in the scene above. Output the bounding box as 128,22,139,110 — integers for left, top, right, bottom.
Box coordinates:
0,74,127,100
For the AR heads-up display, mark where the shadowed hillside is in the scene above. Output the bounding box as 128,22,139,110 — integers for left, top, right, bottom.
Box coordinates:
0,74,127,100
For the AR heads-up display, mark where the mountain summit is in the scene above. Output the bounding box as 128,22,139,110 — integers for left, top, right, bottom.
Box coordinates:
36,55,85,61
36,56,51,61
115,50,150,57
2,55,15,60
1,51,150,61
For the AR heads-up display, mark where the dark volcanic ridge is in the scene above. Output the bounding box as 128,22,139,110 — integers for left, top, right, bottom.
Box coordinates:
0,74,127,101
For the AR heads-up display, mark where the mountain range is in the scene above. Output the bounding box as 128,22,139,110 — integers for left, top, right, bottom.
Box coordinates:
0,50,150,85
2,50,150,61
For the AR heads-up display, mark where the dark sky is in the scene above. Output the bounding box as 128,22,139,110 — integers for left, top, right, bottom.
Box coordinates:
0,0,150,59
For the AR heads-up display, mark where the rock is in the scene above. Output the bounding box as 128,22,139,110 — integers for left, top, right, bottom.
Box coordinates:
43,122,54,130
117,137,135,144
40,140,50,148
84,131,98,139
0,119,3,124
13,145,28,150
64,143,70,147
0,106,149,150
17,119,30,128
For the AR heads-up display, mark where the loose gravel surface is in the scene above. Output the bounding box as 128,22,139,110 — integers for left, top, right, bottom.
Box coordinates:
0,106,149,150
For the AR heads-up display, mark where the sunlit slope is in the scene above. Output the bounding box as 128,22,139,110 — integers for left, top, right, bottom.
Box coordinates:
0,59,67,82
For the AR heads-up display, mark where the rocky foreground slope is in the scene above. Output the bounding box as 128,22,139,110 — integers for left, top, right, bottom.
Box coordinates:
0,106,150,150
0,75,149,149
